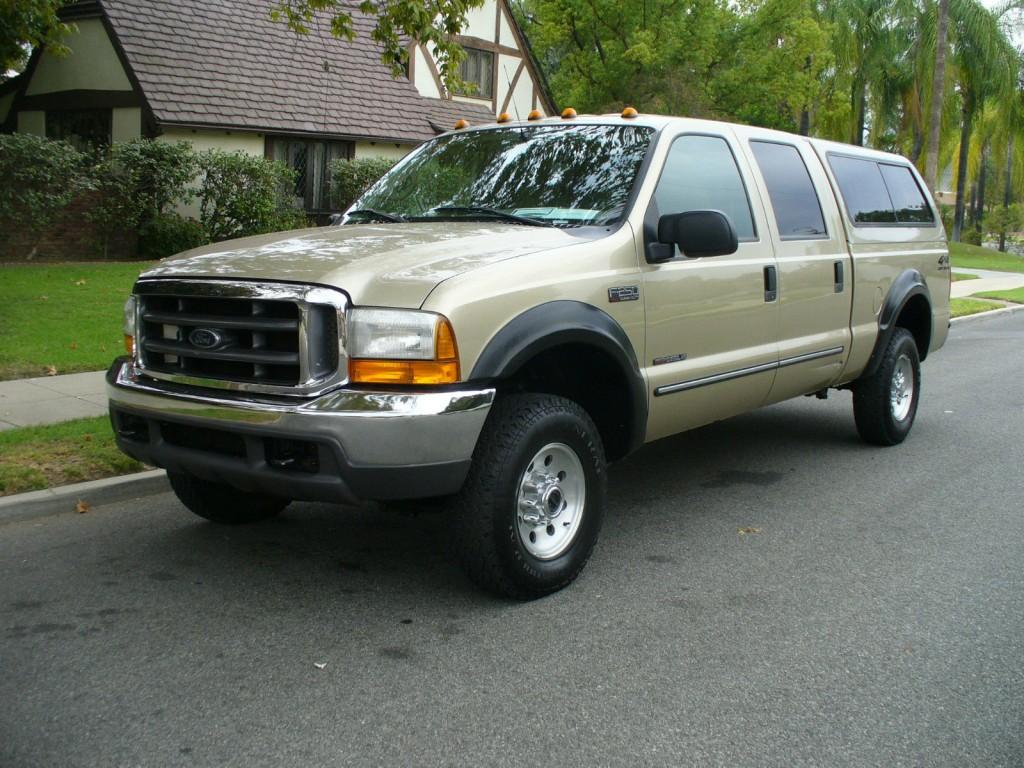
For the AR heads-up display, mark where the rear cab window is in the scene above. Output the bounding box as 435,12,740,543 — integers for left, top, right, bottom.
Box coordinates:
827,153,935,227
749,140,827,239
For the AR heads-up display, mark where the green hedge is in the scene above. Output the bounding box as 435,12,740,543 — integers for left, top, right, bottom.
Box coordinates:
330,157,396,211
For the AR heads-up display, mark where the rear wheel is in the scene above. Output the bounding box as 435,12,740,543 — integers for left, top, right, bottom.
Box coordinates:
450,393,606,599
168,472,289,525
853,328,921,446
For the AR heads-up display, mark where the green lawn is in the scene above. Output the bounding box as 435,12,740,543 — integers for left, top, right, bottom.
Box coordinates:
951,272,979,282
950,297,1003,318
0,416,145,496
976,286,1024,304
0,261,154,380
949,242,1024,273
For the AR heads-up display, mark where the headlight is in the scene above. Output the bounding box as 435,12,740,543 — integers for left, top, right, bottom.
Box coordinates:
123,295,137,355
347,308,460,385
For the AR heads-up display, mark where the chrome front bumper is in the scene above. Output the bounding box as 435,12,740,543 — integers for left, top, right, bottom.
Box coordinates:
106,359,495,503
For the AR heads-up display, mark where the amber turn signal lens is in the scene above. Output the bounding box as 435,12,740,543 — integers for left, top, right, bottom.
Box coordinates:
497,112,511,123
124,334,134,354
349,360,460,385
561,107,577,119
527,109,543,120
621,106,638,118
454,118,469,129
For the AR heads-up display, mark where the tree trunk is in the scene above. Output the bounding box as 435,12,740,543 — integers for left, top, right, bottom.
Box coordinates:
975,145,987,234
799,56,812,136
999,136,1013,252
925,0,950,194
952,97,973,242
853,81,866,146
910,121,924,164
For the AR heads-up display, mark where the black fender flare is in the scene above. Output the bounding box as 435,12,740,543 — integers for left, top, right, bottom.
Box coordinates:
863,269,932,378
469,300,648,456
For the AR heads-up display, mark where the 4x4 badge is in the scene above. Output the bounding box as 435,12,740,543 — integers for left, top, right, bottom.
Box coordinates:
608,286,640,303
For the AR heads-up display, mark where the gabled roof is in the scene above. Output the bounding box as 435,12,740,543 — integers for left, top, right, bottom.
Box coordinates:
99,0,494,142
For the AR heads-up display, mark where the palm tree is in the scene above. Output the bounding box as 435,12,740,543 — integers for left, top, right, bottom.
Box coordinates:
925,0,951,194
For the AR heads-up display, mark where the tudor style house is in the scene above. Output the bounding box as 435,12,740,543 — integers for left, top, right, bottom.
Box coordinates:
0,0,555,218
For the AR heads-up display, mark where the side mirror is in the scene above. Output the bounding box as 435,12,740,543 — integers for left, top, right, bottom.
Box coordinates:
656,210,738,259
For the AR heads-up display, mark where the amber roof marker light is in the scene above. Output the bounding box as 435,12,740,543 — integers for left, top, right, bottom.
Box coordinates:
527,109,543,121
453,118,469,130
561,107,577,119
622,106,639,118
497,112,512,123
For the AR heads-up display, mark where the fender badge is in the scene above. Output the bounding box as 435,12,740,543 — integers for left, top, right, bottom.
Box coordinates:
608,286,639,303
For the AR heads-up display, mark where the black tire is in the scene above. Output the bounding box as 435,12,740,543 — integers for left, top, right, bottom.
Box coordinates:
853,327,921,446
450,393,606,599
168,472,289,525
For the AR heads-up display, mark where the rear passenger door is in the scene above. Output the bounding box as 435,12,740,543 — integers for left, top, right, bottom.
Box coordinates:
739,131,853,402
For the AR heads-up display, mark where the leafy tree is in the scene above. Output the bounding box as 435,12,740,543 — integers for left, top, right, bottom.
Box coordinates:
269,0,483,86
0,0,72,77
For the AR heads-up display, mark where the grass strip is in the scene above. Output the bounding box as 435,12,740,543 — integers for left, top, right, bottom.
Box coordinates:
950,297,1004,318
0,416,144,497
974,287,1024,304
0,261,155,381
949,242,1024,274
951,272,979,282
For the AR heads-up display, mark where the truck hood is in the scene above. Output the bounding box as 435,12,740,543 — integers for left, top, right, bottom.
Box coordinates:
141,222,586,307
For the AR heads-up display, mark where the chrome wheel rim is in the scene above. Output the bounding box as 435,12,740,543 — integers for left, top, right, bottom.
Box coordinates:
890,354,914,422
516,442,585,560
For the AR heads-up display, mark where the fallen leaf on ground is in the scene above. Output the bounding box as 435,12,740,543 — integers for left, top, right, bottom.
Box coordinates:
44,365,57,376
37,295,48,301
69,342,78,350
738,527,761,535
314,662,327,670
74,279,87,286
75,499,91,514
83,434,93,442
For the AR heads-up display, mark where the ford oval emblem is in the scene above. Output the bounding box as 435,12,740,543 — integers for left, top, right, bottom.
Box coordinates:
189,328,223,349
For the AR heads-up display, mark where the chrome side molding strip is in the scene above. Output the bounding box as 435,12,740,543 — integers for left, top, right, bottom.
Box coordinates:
654,346,844,396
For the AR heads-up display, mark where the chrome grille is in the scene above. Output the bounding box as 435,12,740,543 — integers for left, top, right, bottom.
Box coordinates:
133,280,348,396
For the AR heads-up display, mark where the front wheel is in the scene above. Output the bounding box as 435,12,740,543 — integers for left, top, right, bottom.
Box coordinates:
168,472,289,525
853,327,921,446
450,394,606,599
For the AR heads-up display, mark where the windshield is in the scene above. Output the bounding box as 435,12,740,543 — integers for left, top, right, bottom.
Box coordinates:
347,124,654,228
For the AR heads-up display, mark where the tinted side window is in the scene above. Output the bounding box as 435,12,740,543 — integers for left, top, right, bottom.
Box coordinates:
828,155,896,224
750,141,827,238
879,164,934,223
654,135,756,240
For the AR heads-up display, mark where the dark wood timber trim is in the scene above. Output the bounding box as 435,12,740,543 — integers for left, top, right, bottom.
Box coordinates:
499,1,556,114
419,43,448,99
59,1,103,20
456,34,519,58
18,90,141,110
500,61,526,114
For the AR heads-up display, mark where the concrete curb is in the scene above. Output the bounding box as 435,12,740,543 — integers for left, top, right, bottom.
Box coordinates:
0,469,169,526
950,302,1024,325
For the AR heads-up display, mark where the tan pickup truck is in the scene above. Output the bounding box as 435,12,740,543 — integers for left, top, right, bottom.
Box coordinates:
108,113,950,598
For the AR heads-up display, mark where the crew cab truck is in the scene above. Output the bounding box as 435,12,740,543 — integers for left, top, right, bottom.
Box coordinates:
108,112,950,598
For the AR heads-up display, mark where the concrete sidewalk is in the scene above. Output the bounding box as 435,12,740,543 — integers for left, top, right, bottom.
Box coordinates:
950,268,1024,299
0,370,107,431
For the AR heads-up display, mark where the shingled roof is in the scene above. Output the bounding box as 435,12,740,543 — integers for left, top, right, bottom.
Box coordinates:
99,0,494,142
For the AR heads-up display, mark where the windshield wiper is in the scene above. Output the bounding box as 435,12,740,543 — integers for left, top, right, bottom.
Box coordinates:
345,208,406,223
429,206,554,227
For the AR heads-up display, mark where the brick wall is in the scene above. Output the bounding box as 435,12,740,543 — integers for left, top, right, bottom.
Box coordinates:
0,191,137,262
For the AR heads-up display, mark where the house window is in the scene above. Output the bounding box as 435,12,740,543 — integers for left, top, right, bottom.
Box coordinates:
46,109,111,151
457,48,494,99
269,137,353,218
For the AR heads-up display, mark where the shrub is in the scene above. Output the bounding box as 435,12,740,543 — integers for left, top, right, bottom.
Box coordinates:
961,228,982,246
329,157,396,210
198,150,308,241
139,212,207,259
89,139,199,257
0,133,92,257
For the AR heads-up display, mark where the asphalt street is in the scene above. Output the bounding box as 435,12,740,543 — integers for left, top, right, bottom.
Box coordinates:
2,312,1023,767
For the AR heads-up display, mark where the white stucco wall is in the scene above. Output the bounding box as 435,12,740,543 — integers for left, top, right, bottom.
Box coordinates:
156,127,266,155
111,107,141,143
353,141,413,161
413,45,442,98
27,18,132,94
17,110,45,136
462,3,497,40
